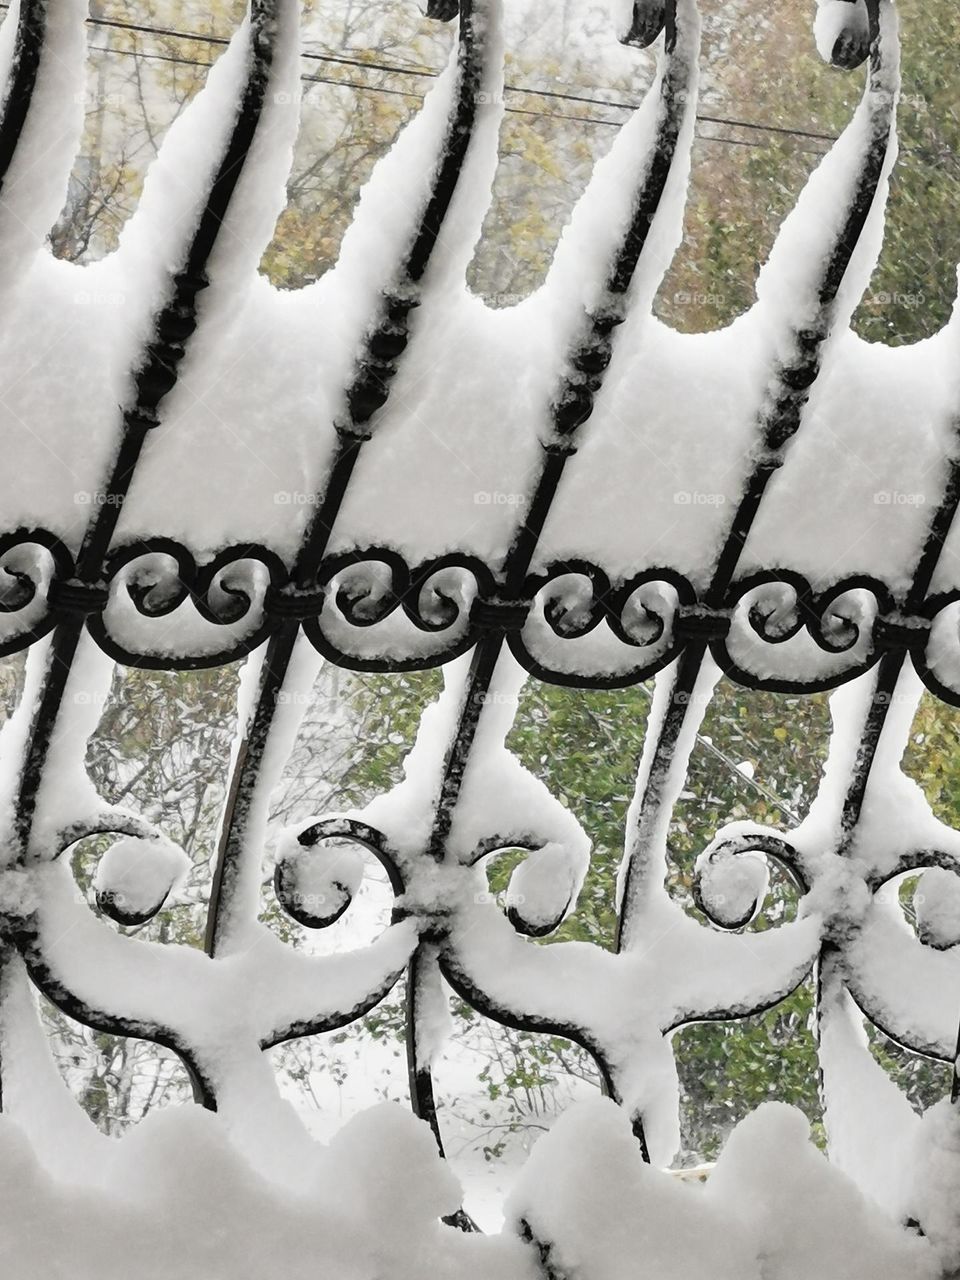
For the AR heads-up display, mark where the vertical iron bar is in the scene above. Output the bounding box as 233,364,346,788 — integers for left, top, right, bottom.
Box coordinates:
615,0,893,1157
0,1,277,1108
205,0,488,957
411,0,692,1169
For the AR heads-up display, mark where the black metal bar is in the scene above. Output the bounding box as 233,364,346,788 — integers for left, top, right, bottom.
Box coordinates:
205,0,491,961
618,0,894,951
608,3,894,1160
14,0,277,849
0,0,44,188
412,0,695,1164
0,0,279,1109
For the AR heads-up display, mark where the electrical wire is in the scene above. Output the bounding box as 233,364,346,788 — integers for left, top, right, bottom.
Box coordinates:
87,39,816,148
33,6,841,151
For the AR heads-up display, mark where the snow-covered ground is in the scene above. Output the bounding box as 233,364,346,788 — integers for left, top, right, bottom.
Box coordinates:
0,1092,947,1279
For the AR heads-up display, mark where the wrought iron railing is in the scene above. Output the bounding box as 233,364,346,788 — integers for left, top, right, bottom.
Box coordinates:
0,0,958,1256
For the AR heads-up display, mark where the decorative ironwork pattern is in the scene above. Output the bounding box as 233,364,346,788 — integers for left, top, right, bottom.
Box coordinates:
0,0,958,1252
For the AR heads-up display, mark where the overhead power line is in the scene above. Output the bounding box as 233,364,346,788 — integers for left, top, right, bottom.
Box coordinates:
33,6,839,152
87,39,808,147
87,10,840,144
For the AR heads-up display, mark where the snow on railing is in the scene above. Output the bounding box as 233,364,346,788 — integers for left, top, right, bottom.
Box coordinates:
0,0,959,1274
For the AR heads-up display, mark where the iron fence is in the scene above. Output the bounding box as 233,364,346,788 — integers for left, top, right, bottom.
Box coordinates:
0,0,956,1246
